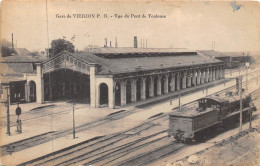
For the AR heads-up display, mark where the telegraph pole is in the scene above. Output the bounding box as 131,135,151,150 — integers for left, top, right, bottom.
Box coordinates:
6,86,11,135
178,89,181,111
249,103,252,130
72,101,76,139
170,83,172,105
239,76,243,132
245,62,249,92
12,33,14,54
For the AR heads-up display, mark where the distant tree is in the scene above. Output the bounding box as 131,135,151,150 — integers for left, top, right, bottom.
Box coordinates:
50,39,75,57
84,44,99,52
29,50,40,57
0,39,17,57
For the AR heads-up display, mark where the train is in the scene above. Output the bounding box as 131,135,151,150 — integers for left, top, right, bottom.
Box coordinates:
168,90,256,143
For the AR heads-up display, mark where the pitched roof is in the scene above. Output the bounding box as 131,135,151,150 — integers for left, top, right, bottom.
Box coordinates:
0,62,36,74
197,50,229,58
1,55,47,63
15,48,31,56
89,47,194,54
72,50,222,75
197,50,250,58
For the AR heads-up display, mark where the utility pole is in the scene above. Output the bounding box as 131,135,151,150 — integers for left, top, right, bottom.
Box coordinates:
72,101,76,139
170,83,172,105
6,86,11,135
245,62,249,92
249,102,252,130
239,76,243,133
178,89,181,111
12,33,14,54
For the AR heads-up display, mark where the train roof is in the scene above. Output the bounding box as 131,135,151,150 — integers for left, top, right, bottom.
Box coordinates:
206,91,249,103
169,102,215,118
202,96,228,103
170,107,215,118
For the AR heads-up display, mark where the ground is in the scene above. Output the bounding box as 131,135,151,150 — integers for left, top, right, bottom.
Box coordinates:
174,129,259,166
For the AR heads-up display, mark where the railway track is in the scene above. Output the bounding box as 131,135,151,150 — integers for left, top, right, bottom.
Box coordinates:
0,131,56,156
87,134,168,166
0,105,143,156
18,114,169,166
116,141,186,166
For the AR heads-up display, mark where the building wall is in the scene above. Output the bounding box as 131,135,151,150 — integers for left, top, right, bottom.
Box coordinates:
95,77,114,108
25,64,44,103
91,63,225,109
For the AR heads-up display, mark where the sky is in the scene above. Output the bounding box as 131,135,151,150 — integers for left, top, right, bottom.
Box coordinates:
0,0,260,52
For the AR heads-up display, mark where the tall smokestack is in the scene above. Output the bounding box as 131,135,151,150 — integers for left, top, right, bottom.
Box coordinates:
45,48,50,58
104,38,107,47
115,37,118,48
134,36,138,48
12,33,14,53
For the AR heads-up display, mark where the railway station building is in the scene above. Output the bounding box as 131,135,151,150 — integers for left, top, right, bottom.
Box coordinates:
1,47,225,109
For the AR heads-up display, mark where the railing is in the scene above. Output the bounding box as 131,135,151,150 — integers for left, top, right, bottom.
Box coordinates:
42,53,90,75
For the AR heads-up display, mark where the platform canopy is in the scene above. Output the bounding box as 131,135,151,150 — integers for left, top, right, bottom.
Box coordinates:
42,51,91,75
84,47,222,75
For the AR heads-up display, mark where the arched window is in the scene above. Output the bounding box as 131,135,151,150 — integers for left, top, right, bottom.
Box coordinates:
99,83,108,107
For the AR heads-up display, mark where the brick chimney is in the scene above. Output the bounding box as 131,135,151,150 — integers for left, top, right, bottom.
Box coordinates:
134,36,138,48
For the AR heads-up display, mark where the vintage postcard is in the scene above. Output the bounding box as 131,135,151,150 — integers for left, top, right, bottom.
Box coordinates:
0,0,259,165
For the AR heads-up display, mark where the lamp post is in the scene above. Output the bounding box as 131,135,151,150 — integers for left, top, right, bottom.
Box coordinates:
249,99,252,130
178,89,181,111
4,86,11,135
232,68,243,133
245,62,249,92
72,100,76,139
178,73,181,111
239,75,243,133
170,82,173,105
242,52,245,72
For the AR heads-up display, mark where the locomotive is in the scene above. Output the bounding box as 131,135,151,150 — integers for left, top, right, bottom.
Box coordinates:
168,90,256,143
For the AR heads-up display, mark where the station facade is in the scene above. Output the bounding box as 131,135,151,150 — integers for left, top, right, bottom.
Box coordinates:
1,48,225,109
